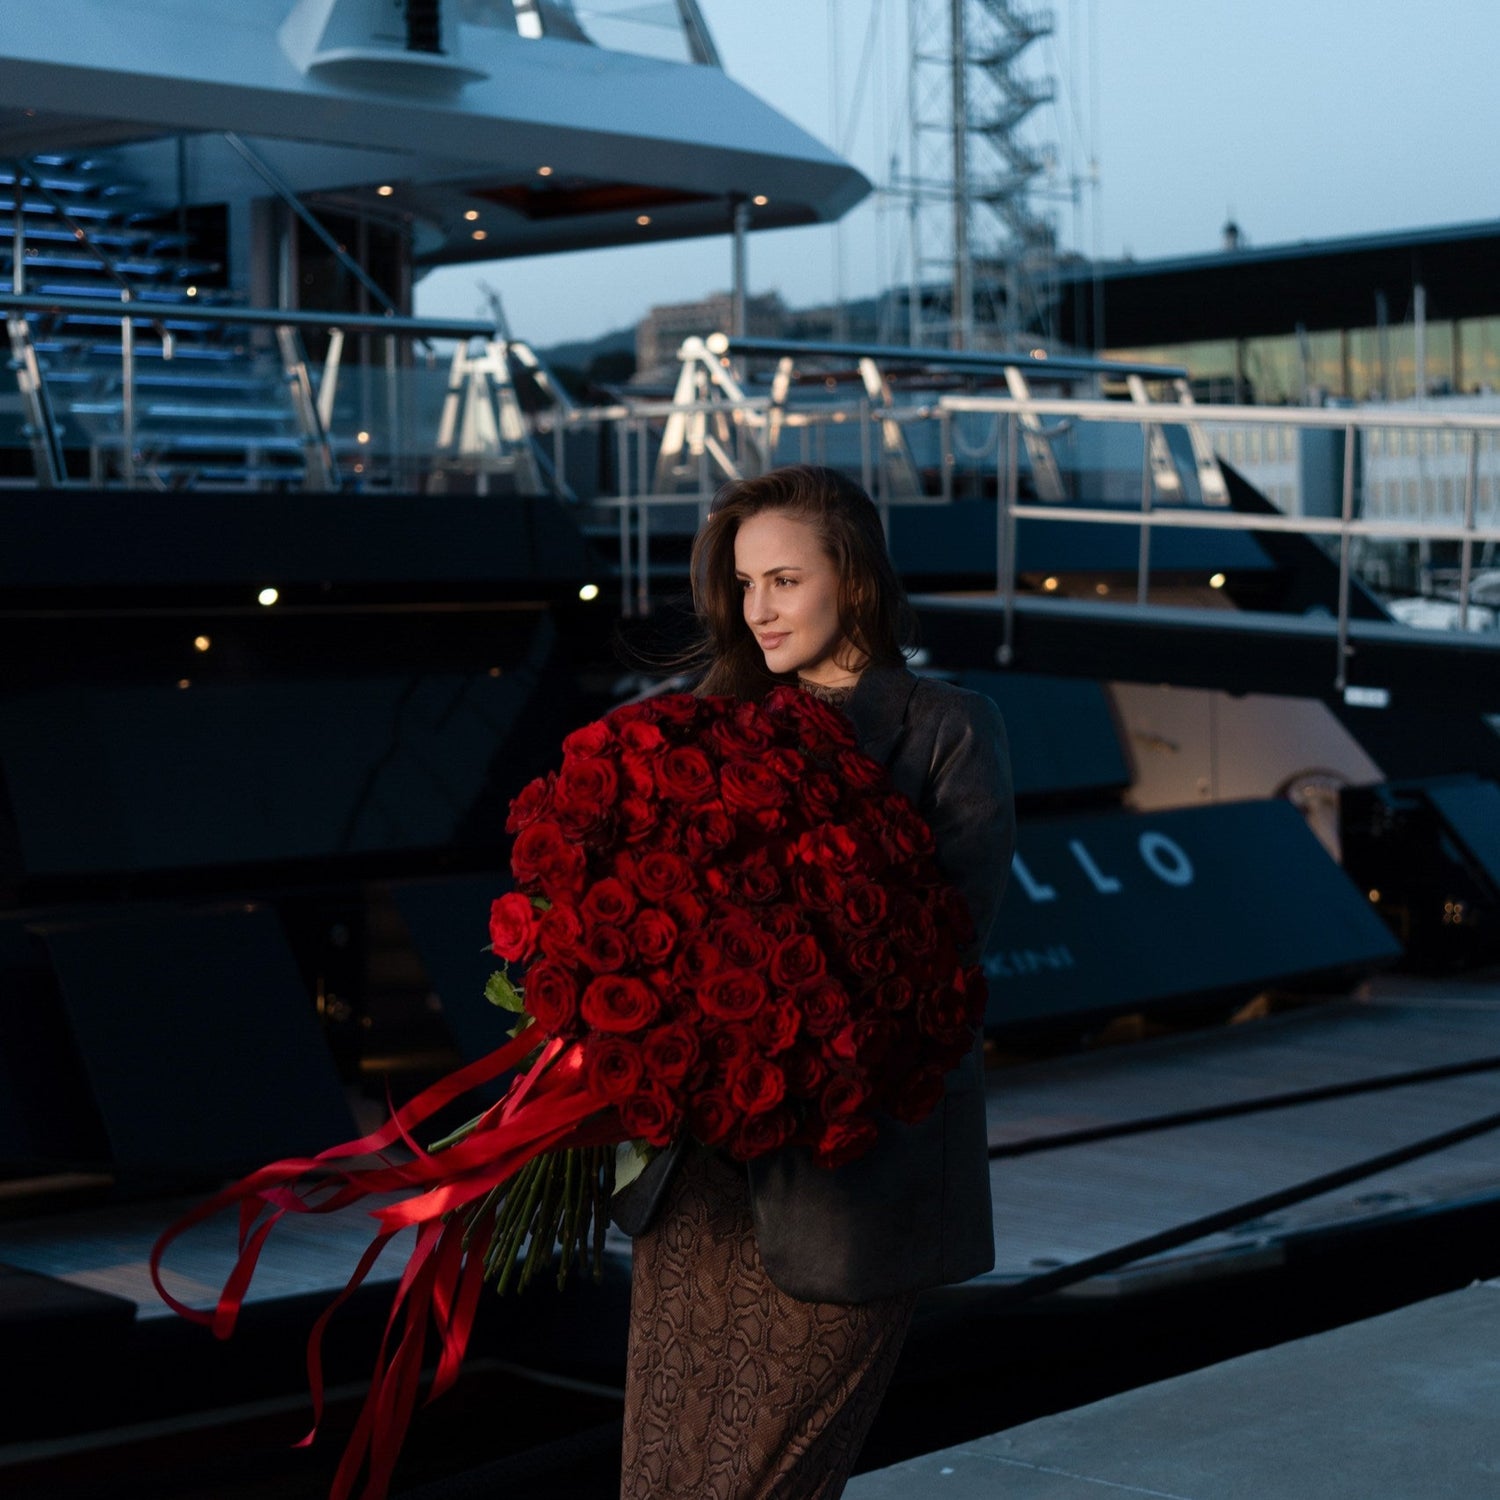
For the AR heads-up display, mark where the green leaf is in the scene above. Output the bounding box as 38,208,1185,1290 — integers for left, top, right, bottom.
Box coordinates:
485,970,524,1012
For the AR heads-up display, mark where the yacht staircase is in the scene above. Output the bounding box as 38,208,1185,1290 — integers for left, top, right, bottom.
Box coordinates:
1,153,311,488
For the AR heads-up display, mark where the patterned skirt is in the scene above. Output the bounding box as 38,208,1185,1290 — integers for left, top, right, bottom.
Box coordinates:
621,1146,915,1500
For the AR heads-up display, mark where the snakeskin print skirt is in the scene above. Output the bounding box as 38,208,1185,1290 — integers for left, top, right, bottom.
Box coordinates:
621,1146,915,1500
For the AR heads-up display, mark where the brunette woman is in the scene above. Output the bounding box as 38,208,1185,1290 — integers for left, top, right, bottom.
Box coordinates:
614,465,1014,1499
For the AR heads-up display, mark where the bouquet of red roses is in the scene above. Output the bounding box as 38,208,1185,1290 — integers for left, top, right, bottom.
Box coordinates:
152,685,984,1500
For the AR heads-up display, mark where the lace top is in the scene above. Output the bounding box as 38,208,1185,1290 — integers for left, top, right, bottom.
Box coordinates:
795,677,857,709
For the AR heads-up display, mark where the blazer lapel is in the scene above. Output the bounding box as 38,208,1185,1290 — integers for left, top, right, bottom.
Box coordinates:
844,663,919,768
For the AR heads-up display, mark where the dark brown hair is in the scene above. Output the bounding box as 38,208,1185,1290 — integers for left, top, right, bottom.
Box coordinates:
687,465,916,700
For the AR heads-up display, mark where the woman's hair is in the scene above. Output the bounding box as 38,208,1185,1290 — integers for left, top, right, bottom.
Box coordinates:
687,465,917,700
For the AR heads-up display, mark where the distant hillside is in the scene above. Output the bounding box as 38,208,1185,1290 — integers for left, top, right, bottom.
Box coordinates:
536,323,637,372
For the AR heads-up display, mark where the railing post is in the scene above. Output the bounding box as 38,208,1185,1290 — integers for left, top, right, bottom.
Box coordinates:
120,288,136,490
1335,422,1356,692
859,395,873,498
998,411,1018,667
1460,427,1478,631
616,418,632,617
1137,418,1153,607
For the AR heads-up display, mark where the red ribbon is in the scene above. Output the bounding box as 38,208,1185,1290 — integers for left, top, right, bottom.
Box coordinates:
150,1031,625,1500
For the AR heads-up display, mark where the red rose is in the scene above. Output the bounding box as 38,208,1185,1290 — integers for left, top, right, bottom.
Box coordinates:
728,1104,796,1162
769,933,826,989
751,999,800,1055
630,908,679,966
812,1116,878,1170
524,961,579,1034
618,796,659,843
643,693,700,730
635,851,697,902
618,754,656,799
888,1064,946,1125
728,1055,786,1116
582,877,637,928
583,1034,644,1103
820,1071,872,1120
537,903,584,963
833,748,887,793
761,904,806,941
876,975,914,1012
701,968,767,1021
704,1023,753,1068
671,935,722,988
794,824,862,876
792,863,842,913
840,880,889,934
619,1082,680,1148
781,1048,827,1097
642,1020,700,1086
581,975,659,1032
714,920,770,970
582,925,631,974
764,686,855,751
553,756,619,834
852,1015,899,1067
685,802,736,861
617,721,666,757
846,933,894,980
562,720,614,759
890,894,938,960
720,758,788,816
794,978,849,1037
873,794,936,860
917,986,972,1045
505,774,553,835
688,1088,736,1146
489,891,541,962
795,772,841,825
734,848,783,904
654,746,716,804
663,891,709,930
512,821,586,898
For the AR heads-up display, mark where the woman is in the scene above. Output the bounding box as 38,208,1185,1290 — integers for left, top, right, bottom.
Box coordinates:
614,465,1015,1499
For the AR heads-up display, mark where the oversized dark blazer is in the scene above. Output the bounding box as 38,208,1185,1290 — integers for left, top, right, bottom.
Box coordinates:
612,662,1015,1303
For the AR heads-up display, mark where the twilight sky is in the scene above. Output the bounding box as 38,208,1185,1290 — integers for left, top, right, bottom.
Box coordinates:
416,0,1500,348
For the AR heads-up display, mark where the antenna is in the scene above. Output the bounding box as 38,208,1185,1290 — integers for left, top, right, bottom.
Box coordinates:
476,278,511,340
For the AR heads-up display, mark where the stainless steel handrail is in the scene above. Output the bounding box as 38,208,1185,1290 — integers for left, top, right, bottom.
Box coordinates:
938,393,1500,690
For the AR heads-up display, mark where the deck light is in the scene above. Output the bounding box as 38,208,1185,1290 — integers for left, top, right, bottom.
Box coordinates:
464,209,480,221
1095,582,1109,596
579,583,600,602
472,229,488,241
538,165,553,177
377,184,394,197
1368,889,1381,903
193,634,211,652
1043,576,1059,591
1210,572,1227,588
185,285,198,297
357,430,370,444
177,678,191,690
636,214,651,226
258,587,279,607
752,194,768,206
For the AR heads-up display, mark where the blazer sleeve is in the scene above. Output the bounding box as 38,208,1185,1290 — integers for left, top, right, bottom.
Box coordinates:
917,689,1015,963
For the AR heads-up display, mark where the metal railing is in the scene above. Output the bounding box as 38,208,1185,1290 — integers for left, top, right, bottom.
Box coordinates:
940,392,1500,690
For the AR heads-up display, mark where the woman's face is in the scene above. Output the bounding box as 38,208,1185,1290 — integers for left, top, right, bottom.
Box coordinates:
734,509,859,686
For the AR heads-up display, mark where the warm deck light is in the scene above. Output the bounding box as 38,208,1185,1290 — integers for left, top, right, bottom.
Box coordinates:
377,184,394,197
185,286,198,297
537,165,553,177
1209,572,1227,589
193,634,211,653
752,194,768,206
177,678,191,690
258,587,279,607
357,430,370,444
1043,576,1059,591
472,229,488,241
579,583,600,602
1095,582,1110,596
464,209,480,221
636,214,651,226
1368,889,1381,903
